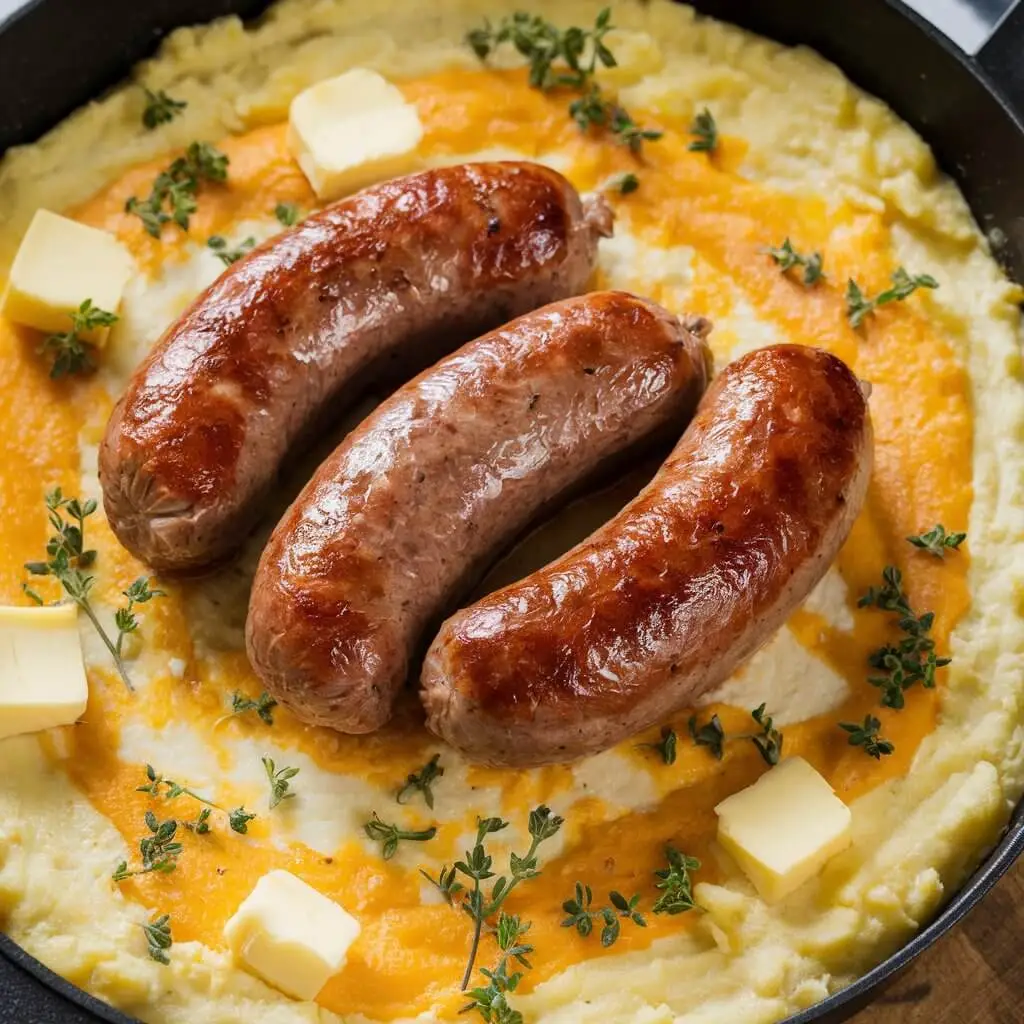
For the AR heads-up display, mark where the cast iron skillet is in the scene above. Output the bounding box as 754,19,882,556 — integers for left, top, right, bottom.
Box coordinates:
0,1,1021,1022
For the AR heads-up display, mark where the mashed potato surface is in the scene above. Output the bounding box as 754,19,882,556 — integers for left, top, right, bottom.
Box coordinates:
0,2,1022,1023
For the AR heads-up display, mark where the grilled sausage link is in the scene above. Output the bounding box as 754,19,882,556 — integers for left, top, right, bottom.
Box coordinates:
246,292,712,733
422,344,873,766
99,162,613,572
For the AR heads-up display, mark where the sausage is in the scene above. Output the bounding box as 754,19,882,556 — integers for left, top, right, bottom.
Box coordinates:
245,292,712,733
421,344,873,767
99,162,613,573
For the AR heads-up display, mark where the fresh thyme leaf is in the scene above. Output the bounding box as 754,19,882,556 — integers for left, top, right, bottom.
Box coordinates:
207,234,256,266
364,811,437,860
141,913,173,965
687,108,718,153
125,141,229,238
274,202,300,226
115,577,165,660
561,882,646,946
262,756,299,810
137,764,254,835
762,238,824,286
839,715,895,759
39,299,118,379
396,753,444,808
653,844,701,915
461,912,532,1024
749,704,784,766
614,172,639,195
184,807,212,834
142,88,187,130
846,267,939,327
229,690,278,725
420,863,465,905
688,713,725,760
638,726,677,765
907,524,966,558
113,811,183,880
228,806,256,834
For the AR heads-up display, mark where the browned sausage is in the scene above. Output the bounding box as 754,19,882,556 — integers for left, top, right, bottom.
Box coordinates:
421,344,873,766
246,292,712,733
99,162,613,572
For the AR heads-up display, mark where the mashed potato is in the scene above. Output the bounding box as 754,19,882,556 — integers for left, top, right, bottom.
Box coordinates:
0,2,1022,1023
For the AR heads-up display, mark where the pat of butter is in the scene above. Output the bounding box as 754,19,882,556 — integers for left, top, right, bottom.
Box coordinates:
0,209,133,346
224,870,360,1001
714,756,852,903
287,68,423,201
0,604,88,741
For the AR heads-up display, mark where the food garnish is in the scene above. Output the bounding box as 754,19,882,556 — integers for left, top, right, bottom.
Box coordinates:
141,88,187,130
561,882,646,946
38,299,117,379
750,704,784,765
137,763,255,834
763,238,824,286
467,9,661,153
262,756,300,809
126,141,229,238
363,812,437,859
687,108,718,153
845,267,939,328
859,564,950,708
24,488,162,693
688,713,726,760
613,172,639,195
228,690,277,725
462,912,533,1024
112,811,183,880
274,202,300,226
907,524,966,558
638,725,677,764
839,715,895,759
652,844,701,914
141,913,173,964
207,234,256,266
396,753,444,808
422,804,563,990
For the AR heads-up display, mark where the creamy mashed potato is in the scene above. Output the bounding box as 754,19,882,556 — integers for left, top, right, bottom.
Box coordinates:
0,2,1022,1023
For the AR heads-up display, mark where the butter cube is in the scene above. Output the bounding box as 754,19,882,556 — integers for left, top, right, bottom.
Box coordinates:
287,69,423,201
0,604,88,741
224,870,360,1000
715,756,852,903
0,210,133,346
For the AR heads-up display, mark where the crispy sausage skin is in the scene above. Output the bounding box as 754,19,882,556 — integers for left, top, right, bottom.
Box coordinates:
99,162,613,572
246,292,711,733
422,344,873,767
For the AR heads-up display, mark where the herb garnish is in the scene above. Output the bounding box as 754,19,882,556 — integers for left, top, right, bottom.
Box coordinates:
613,172,639,195
262,756,300,810
749,704,784,765
207,234,256,266
462,912,532,1024
137,764,255,834
422,804,563,990
561,882,646,946
396,753,444,808
763,238,824,286
638,726,677,765
126,141,229,238
652,844,701,915
688,713,726,760
24,488,162,692
687,108,718,153
859,564,949,708
228,690,277,725
364,812,437,860
39,299,118,379
141,913,173,964
274,202,300,227
839,715,895,759
142,88,187,130
845,267,939,328
113,811,183,880
907,524,966,558
468,9,661,153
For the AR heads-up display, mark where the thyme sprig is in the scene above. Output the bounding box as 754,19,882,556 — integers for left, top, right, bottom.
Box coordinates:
113,811,183,880
907,524,966,558
653,845,701,915
687,108,718,153
462,912,533,1024
839,715,895,759
396,753,444,808
561,882,646,946
364,812,437,860
137,763,255,834
846,267,939,328
638,726,677,765
763,238,824,286
141,913,173,964
228,690,277,725
750,703,784,766
39,299,118,378
688,713,726,760
262,756,300,810
142,89,187,129
274,202,300,227
207,234,255,266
